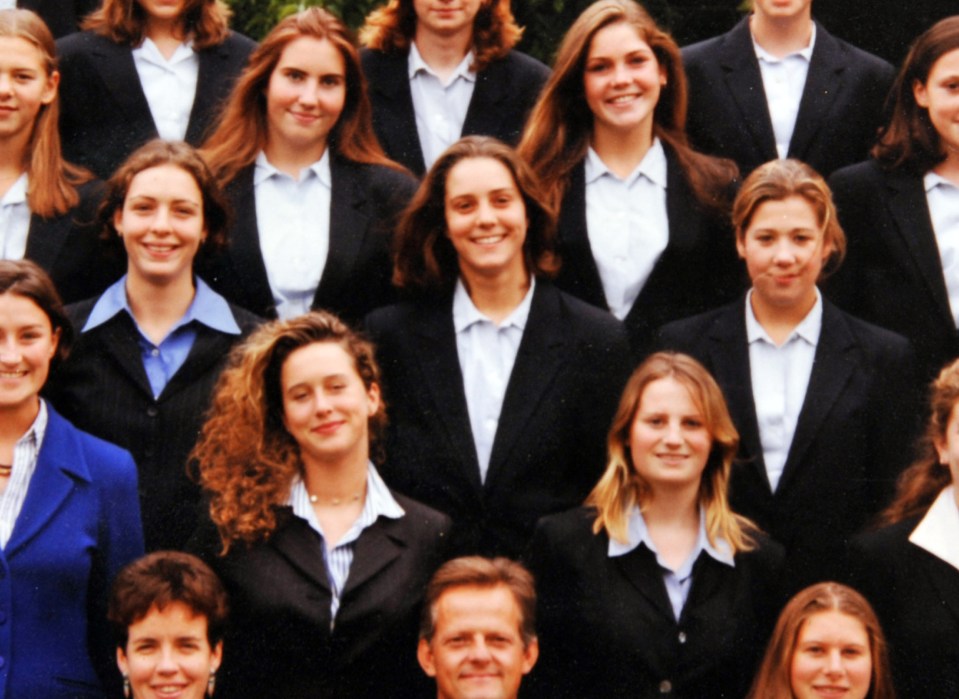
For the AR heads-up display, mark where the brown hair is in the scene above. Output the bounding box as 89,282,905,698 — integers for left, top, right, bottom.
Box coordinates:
108,551,228,649
202,7,399,186
82,0,231,50
0,259,72,368
393,135,558,294
517,0,737,213
420,556,536,647
0,9,90,218
747,582,895,699
193,311,387,551
587,351,756,552
359,0,522,73
732,159,846,278
873,16,959,174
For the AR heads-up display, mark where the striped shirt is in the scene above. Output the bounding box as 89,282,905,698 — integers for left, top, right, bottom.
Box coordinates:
0,400,48,548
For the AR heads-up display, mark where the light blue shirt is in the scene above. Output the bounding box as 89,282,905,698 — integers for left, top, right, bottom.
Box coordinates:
84,276,241,398
925,172,959,328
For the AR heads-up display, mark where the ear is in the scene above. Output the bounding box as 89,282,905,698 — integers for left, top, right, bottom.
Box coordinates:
914,78,930,109
367,381,382,418
417,638,437,678
522,637,540,674
735,236,746,260
114,208,124,237
116,646,129,677
659,65,667,87
210,640,223,673
49,326,61,360
40,69,59,105
935,435,948,465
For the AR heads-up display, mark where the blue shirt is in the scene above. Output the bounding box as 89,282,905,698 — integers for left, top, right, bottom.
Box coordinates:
83,276,241,398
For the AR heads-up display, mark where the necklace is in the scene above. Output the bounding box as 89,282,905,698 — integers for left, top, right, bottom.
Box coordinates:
308,492,362,506
0,464,11,477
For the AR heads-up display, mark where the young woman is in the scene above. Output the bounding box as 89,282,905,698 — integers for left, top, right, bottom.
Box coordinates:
828,17,959,384
747,582,895,699
110,551,227,699
200,8,417,322
851,357,959,698
0,9,116,304
189,311,450,699
658,158,918,589
0,259,143,698
46,140,260,552
518,0,741,357
526,352,783,699
56,0,255,179
365,135,632,559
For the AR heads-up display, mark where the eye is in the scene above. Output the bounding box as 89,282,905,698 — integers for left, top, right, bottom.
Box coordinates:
628,55,648,66
285,69,306,82
320,75,343,87
682,417,704,429
451,199,475,213
585,60,609,73
644,416,665,427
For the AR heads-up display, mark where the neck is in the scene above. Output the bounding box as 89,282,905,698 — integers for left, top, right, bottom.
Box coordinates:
591,123,654,179
412,32,472,80
0,397,40,446
933,151,959,186
0,136,29,199
264,140,327,180
750,12,813,58
461,269,531,324
301,450,369,500
124,271,195,344
643,485,700,528
146,17,185,45
749,289,816,345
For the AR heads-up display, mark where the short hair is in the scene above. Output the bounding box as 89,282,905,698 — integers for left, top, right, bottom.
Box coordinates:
108,551,229,650
747,582,895,699
420,556,536,647
732,159,846,278
82,0,231,50
393,135,558,294
0,259,72,368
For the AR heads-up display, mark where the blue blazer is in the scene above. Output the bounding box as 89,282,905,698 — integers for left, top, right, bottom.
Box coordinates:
0,405,143,698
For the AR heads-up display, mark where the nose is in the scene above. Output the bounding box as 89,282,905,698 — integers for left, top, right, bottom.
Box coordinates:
663,419,683,446
0,339,21,365
0,73,11,95
150,206,174,234
824,649,845,677
313,389,333,415
156,646,178,675
476,200,496,227
296,79,321,107
467,638,493,663
772,239,797,265
611,60,631,85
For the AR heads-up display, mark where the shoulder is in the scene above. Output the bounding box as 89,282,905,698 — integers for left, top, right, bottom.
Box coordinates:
491,50,550,81
65,296,98,331
393,491,453,535
548,284,623,334
736,531,786,571
681,21,743,64
829,159,887,192
534,506,598,545
657,301,740,346
56,29,118,60
851,517,916,560
217,30,257,54
365,300,435,337
45,405,136,477
227,302,264,335
826,301,913,358
360,47,404,76
816,23,894,79
341,159,417,197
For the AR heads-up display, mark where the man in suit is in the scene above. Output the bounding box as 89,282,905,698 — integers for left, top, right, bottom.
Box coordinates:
359,0,548,176
682,0,894,178
418,557,538,699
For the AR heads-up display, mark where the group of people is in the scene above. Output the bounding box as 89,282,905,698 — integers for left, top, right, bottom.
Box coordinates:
2,0,959,696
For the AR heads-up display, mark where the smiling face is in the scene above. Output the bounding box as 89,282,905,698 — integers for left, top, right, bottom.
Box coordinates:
752,0,813,23
413,0,482,43
790,610,872,699
0,292,58,422
914,48,959,163
136,0,188,29
0,36,57,150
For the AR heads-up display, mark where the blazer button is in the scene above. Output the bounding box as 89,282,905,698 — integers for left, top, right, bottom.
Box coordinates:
678,631,687,644
146,407,159,417
659,680,672,694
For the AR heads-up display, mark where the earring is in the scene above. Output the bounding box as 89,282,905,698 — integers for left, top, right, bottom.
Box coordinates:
207,671,216,697
123,675,131,699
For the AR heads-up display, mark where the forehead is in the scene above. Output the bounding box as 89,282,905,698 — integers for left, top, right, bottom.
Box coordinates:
126,164,202,201
0,292,51,327
445,157,518,198
798,610,869,643
128,601,209,640
281,340,359,382
434,585,523,635
637,376,699,412
274,36,345,73
746,195,822,230
587,21,652,58
0,36,47,68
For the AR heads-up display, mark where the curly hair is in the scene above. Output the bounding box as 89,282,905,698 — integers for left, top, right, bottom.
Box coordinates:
359,0,522,73
82,0,231,50
192,311,387,552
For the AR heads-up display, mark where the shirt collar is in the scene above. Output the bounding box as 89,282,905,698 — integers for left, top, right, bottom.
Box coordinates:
133,36,196,65
287,461,405,523
253,149,332,188
0,173,27,207
584,138,668,189
744,288,823,346
17,398,48,450
910,485,959,572
452,276,536,334
408,41,476,84
752,21,816,63
925,171,959,193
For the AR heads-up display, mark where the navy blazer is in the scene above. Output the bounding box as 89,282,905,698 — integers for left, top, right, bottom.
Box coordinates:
18,0,97,38
0,405,143,698
657,298,918,588
364,281,632,558
56,30,256,179
525,507,785,699
190,493,450,699
682,18,894,177
361,48,549,176
200,157,417,322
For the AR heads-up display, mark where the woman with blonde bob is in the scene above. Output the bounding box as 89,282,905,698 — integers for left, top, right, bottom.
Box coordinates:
747,582,895,699
527,351,783,699
189,311,449,698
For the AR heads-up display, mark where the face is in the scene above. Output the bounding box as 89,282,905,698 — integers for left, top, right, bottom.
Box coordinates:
790,610,872,699
583,22,665,142
281,341,380,469
418,585,538,699
118,601,222,699
136,0,187,26
0,37,58,145
737,195,832,316
628,377,712,495
266,37,346,159
935,401,959,487
0,293,59,418
914,48,959,160
413,0,482,41
114,164,206,287
752,0,813,22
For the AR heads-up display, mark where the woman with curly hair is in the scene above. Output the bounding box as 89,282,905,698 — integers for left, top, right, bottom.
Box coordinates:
527,352,783,699
190,311,450,699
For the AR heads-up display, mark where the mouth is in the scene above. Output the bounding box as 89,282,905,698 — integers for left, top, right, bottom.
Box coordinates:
290,110,321,125
311,420,345,436
471,234,507,246
149,684,190,698
607,93,641,105
0,370,26,379
811,686,850,697
656,453,688,464
143,242,180,258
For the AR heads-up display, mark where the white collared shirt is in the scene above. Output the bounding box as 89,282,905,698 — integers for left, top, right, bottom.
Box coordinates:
609,505,735,621
408,42,476,170
453,277,535,482
131,38,199,141
910,485,959,572
584,139,669,320
0,400,48,548
253,150,332,319
925,171,959,328
746,289,823,492
0,0,14,9
0,173,30,261
753,24,816,159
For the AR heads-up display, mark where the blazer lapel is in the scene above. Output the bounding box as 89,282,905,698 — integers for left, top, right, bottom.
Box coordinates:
185,42,228,144
614,544,675,622
919,549,959,629
90,315,155,400
24,213,70,272
227,169,276,317
788,23,844,161
462,59,509,136
367,52,425,175
558,164,609,309
89,39,157,134
159,326,236,400
340,517,404,597
269,508,332,594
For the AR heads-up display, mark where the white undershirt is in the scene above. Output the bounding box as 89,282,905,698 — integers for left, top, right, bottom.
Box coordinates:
910,485,959,572
0,173,30,261
131,38,199,141
925,172,959,328
753,24,815,159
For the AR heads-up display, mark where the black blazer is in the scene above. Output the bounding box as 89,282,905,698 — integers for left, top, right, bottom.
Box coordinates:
200,157,417,322
850,515,959,699
555,148,743,359
525,507,785,699
682,18,894,178
361,48,549,176
189,493,450,699
18,0,98,38
827,159,959,382
657,298,918,588
364,281,632,558
55,30,256,179
46,296,261,551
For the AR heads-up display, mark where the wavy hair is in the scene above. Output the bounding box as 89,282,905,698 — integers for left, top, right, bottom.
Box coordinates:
747,582,895,699
586,352,756,552
517,0,736,212
82,0,230,50
0,9,89,218
202,7,398,186
359,0,522,73
192,311,387,552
